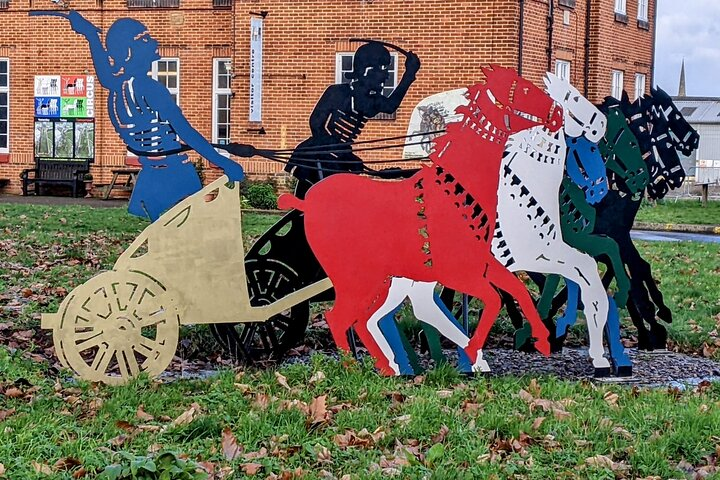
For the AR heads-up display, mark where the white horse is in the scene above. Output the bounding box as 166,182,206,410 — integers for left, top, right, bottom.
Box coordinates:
366,74,612,375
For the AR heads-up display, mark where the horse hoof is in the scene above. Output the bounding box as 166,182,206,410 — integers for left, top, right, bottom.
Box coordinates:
657,306,673,323
594,366,612,378
471,357,491,373
614,364,633,377
534,338,551,357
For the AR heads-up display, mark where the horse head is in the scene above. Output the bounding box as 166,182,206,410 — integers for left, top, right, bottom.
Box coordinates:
619,91,677,199
565,135,608,204
544,73,606,142
650,86,700,157
597,100,649,195
462,64,563,138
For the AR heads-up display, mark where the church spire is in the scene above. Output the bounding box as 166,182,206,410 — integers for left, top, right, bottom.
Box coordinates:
678,58,687,97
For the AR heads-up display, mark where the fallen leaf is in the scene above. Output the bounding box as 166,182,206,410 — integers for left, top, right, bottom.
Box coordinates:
275,372,291,390
528,378,541,397
108,434,128,447
462,401,482,414
115,420,134,432
309,371,326,384
432,425,450,444
253,393,271,410
0,463,5,477
531,417,545,431
3,388,23,399
241,463,263,475
72,467,88,478
53,457,81,471
307,395,329,429
316,445,332,464
171,402,201,427
136,405,154,422
221,428,243,460
518,389,534,403
0,409,16,421
603,391,619,408
243,447,268,460
31,462,52,475
436,390,453,398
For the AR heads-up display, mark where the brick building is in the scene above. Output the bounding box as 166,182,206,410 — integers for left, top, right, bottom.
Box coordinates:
0,0,656,195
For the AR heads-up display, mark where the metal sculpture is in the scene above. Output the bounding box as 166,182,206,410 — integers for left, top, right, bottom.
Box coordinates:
590,89,699,350
210,40,421,362
385,75,616,376
41,177,333,384
279,65,561,376
32,10,245,220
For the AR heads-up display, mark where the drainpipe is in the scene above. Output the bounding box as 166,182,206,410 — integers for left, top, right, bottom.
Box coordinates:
584,0,591,97
518,0,525,75
547,0,555,72
650,0,658,88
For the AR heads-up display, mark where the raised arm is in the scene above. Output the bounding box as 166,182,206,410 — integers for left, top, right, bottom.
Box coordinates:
65,11,118,88
376,51,421,114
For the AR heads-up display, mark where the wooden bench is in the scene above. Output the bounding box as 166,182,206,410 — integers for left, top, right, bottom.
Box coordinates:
104,168,140,199
21,160,89,197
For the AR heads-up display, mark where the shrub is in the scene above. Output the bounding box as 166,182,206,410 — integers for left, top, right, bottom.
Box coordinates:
246,182,278,209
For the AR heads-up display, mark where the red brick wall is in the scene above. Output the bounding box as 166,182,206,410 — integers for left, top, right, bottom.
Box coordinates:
0,0,655,194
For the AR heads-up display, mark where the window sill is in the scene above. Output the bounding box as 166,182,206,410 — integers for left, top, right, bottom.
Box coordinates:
558,0,575,8
614,12,628,24
0,153,10,163
638,19,650,30
372,112,397,121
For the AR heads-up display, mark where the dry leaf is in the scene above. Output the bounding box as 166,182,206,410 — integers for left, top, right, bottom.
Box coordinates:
393,414,412,424
31,462,52,475
309,371,326,384
3,388,23,399
603,391,619,408
531,417,545,431
0,463,5,477
275,372,291,390
528,378,541,397
307,395,329,429
109,434,129,447
243,447,268,460
316,445,332,464
432,425,450,444
0,409,16,421
72,467,88,478
241,463,263,475
221,428,243,460
436,390,453,398
53,457,81,471
462,401,482,414
136,405,154,422
171,402,201,427
585,455,614,469
253,393,271,410
115,420,135,432
518,389,534,403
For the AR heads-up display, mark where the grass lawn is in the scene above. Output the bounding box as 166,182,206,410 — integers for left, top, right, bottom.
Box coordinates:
635,199,720,225
1,203,720,478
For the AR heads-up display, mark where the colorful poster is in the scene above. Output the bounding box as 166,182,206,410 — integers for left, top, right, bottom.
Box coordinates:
34,97,61,118
61,97,88,118
61,75,87,97
34,75,61,97
74,121,95,158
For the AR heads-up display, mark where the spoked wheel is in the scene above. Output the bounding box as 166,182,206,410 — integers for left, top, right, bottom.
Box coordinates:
53,271,180,385
209,259,310,364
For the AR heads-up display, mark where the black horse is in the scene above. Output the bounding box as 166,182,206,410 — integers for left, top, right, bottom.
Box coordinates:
591,87,699,350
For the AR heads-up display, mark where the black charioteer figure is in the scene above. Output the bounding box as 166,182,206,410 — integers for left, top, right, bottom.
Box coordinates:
285,40,421,196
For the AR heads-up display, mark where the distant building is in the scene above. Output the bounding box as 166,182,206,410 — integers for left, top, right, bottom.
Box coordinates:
0,0,657,195
673,96,720,184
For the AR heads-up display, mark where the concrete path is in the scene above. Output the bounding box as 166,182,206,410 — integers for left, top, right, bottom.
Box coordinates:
631,229,720,244
0,194,127,208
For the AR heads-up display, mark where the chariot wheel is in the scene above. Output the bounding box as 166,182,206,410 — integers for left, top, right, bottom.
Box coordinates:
53,271,180,386
210,259,310,364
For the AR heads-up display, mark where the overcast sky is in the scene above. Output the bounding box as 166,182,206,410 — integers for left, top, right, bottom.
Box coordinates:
655,0,720,96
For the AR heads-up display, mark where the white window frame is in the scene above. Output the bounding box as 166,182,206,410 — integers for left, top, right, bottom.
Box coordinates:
212,58,232,146
637,0,648,21
0,58,8,153
555,60,571,82
611,69,624,100
149,57,180,105
634,73,646,100
614,0,626,14
335,51,399,96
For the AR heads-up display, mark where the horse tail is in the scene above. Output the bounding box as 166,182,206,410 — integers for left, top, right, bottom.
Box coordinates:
278,193,305,211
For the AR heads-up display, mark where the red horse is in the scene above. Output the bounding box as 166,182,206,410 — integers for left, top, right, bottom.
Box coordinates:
280,65,562,374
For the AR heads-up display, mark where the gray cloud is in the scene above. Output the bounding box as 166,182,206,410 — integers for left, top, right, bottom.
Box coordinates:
655,0,720,96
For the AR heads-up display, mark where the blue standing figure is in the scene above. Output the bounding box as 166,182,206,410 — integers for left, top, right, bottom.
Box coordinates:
64,11,245,220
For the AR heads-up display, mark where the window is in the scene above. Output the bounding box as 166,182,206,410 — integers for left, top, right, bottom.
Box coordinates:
213,59,232,145
634,73,646,100
637,0,648,21
558,0,575,7
681,107,697,117
0,59,8,153
127,0,179,7
149,58,179,104
611,70,624,99
212,0,231,7
0,0,8,9
614,0,626,14
555,60,571,81
336,51,398,119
